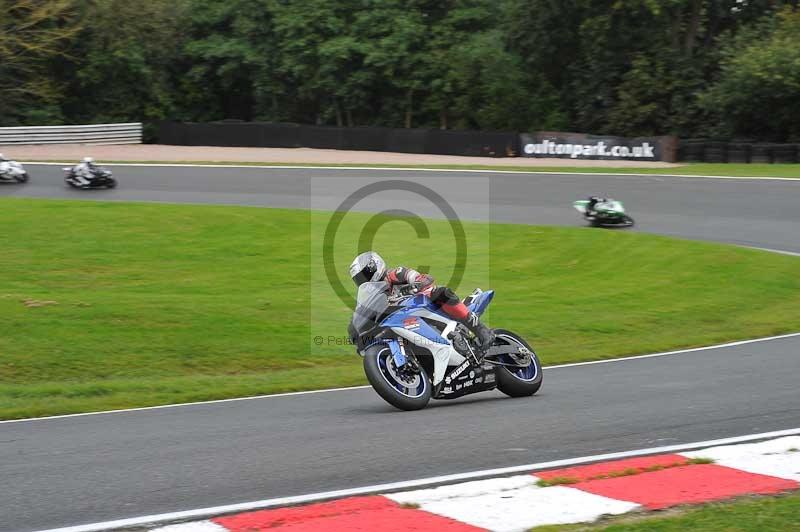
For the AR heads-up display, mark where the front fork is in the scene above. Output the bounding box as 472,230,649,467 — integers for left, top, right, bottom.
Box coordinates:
387,338,407,367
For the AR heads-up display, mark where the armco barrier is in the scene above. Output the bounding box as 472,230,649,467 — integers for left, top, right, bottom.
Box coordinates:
158,121,519,157
0,123,142,145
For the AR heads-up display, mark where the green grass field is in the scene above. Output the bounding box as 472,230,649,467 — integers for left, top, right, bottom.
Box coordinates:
30,160,800,178
2,197,799,419
533,491,800,531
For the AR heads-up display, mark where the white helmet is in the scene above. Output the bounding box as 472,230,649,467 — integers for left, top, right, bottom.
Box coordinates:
83,157,94,164
0,153,4,159
349,251,386,286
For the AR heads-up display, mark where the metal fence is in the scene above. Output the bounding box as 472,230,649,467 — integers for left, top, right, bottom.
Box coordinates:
0,123,142,145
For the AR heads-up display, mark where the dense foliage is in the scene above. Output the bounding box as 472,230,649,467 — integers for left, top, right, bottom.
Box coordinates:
1,0,798,140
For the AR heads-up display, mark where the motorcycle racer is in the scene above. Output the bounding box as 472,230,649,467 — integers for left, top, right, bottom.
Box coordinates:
71,157,99,186
349,251,495,348
585,196,606,217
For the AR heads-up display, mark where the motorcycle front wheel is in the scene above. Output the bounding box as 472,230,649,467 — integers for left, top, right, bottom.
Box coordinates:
493,329,543,398
15,173,29,183
363,343,432,411
106,178,117,189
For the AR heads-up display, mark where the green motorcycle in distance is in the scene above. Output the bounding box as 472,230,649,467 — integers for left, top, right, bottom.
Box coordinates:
573,198,635,228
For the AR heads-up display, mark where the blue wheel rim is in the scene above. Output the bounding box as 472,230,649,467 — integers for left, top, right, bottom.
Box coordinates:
496,334,539,382
376,349,427,398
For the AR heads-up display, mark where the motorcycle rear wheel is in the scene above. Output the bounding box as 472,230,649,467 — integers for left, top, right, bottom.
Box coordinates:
363,343,432,411
593,215,634,228
493,329,543,398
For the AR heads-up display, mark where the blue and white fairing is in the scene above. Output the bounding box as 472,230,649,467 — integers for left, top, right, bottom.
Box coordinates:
466,289,494,316
352,283,495,386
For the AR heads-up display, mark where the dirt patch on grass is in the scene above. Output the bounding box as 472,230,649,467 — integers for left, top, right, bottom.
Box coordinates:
22,299,58,308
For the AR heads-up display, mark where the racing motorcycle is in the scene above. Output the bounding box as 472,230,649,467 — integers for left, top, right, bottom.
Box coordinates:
351,283,542,411
573,198,634,227
0,159,29,183
63,166,117,189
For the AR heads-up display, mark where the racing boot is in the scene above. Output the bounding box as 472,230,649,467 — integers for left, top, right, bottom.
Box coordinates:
462,311,495,350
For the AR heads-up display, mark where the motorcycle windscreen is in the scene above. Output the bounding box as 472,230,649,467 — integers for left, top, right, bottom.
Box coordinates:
351,281,390,335
573,201,589,213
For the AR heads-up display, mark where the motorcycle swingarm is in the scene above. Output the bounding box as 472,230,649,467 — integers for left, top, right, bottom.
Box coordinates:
482,345,534,367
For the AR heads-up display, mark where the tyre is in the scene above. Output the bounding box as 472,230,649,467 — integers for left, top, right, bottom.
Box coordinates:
682,140,707,162
493,329,543,398
15,173,29,183
703,148,726,163
772,144,798,164
363,343,432,410
596,215,632,228
727,143,750,164
106,178,117,189
750,144,772,164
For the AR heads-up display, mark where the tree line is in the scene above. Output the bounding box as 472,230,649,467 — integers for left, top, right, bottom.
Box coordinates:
1,0,799,141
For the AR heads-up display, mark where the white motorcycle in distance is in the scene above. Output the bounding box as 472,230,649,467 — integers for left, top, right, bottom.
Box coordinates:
63,163,117,190
0,158,29,184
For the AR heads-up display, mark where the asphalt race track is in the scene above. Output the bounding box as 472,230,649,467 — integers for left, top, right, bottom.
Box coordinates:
1,165,799,531
2,164,799,253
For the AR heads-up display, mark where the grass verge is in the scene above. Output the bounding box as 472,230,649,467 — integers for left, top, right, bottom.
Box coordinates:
1,198,799,419
532,491,800,531
21,160,800,178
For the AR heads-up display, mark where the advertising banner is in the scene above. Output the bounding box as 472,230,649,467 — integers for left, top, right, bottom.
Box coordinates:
520,132,677,162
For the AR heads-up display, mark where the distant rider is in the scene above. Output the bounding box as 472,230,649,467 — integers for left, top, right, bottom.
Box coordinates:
585,196,606,217
72,157,99,186
348,251,495,348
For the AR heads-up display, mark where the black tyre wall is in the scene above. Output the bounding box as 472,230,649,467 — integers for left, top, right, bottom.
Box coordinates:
362,344,432,411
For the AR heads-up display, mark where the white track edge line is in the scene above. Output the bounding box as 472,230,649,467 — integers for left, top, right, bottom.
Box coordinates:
39,426,800,532
0,385,371,424
4,331,800,425
750,246,800,257
544,331,800,369
20,161,800,181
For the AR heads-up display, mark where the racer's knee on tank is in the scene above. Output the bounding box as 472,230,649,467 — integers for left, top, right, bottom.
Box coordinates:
431,287,495,348
430,286,460,306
